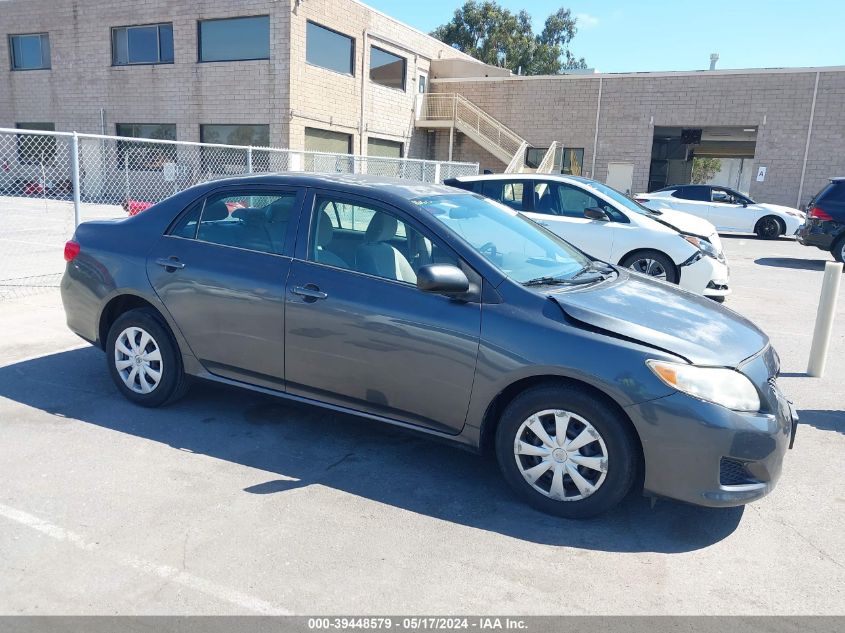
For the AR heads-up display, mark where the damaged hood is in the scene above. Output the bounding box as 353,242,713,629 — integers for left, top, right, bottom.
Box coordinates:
549,271,768,366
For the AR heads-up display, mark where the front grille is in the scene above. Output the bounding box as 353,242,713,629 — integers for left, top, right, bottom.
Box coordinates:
720,457,758,486
707,281,729,290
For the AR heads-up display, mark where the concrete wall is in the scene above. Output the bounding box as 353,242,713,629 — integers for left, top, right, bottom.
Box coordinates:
433,68,845,207
287,0,475,158
0,0,291,146
0,0,473,157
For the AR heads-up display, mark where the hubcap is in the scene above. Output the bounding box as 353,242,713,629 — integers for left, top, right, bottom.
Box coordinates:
114,326,163,394
629,258,667,280
513,409,609,502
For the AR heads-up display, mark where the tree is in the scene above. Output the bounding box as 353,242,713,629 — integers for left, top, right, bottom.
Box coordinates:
431,2,587,75
691,157,722,184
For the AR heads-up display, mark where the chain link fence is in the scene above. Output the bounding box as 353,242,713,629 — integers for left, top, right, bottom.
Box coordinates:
0,127,478,300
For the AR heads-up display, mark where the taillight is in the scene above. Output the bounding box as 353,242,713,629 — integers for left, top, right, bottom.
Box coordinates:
64,240,80,262
808,206,833,221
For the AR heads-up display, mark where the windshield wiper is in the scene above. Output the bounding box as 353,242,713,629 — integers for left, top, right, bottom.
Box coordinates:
523,273,603,287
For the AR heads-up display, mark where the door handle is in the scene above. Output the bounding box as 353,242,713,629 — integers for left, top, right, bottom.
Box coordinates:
291,285,328,301
155,257,186,270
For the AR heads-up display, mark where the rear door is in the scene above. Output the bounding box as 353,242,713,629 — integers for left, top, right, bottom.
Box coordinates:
663,186,714,223
146,185,304,390
522,180,616,261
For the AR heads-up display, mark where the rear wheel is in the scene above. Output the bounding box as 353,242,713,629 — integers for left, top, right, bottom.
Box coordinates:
754,215,783,240
619,250,678,284
106,308,189,407
494,385,638,519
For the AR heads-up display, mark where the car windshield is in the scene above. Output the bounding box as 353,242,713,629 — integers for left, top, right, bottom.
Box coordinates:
572,178,655,216
412,194,591,283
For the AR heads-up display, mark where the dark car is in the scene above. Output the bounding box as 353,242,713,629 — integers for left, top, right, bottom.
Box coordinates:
798,177,845,262
61,174,797,518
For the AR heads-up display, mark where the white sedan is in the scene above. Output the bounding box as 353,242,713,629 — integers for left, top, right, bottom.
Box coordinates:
635,184,805,239
445,174,731,301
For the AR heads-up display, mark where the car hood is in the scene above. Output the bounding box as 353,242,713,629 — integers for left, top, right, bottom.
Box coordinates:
548,270,768,366
645,206,717,238
754,202,805,218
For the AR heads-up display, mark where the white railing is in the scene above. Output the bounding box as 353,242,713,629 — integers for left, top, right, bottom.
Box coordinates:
536,141,560,174
418,93,528,163
505,141,530,174
0,127,478,299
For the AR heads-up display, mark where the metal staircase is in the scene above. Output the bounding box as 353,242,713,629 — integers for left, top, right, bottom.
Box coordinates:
416,93,531,173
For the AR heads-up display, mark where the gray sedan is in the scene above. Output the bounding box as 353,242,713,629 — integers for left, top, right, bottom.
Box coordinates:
60,173,797,518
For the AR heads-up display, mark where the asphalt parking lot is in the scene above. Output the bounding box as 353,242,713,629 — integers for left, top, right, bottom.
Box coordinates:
0,235,843,615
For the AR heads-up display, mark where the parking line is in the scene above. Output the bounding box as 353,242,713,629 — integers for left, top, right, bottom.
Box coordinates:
0,502,293,615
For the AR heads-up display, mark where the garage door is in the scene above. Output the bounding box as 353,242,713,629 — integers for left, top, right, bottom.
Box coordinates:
367,137,403,158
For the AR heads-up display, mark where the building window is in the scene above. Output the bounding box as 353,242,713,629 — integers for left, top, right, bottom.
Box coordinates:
15,123,56,164
115,123,177,170
200,124,270,172
198,16,270,62
562,148,584,176
524,147,549,170
305,128,353,154
112,23,173,65
9,33,51,70
367,137,403,159
370,46,405,90
306,21,354,75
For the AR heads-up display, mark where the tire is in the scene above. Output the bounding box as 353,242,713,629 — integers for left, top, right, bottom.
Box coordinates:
754,215,783,240
709,295,726,304
619,250,678,284
832,235,845,264
106,308,189,407
494,384,638,519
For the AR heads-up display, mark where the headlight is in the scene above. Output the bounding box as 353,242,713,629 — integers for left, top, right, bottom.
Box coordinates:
682,234,723,261
646,360,760,412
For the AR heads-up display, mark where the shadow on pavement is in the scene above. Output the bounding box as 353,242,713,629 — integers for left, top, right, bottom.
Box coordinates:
0,346,746,553
753,257,832,271
797,409,845,436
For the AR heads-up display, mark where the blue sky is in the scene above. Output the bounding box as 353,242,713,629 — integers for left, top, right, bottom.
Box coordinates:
365,0,844,73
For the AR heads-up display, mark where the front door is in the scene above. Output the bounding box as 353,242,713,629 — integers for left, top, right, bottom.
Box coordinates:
523,180,616,262
708,187,749,232
284,191,481,433
147,186,303,390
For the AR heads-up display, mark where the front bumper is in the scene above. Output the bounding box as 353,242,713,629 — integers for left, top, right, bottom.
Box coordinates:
679,255,731,298
624,369,795,508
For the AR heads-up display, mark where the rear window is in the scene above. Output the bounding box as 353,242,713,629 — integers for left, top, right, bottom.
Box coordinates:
817,182,845,203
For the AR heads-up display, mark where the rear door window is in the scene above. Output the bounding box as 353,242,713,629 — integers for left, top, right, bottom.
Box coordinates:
671,186,710,201
184,190,300,255
481,180,527,211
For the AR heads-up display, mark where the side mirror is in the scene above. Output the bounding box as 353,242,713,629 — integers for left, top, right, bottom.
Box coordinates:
584,207,610,221
416,264,469,295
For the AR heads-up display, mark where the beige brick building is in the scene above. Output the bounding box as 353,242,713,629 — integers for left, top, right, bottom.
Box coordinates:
2,0,843,207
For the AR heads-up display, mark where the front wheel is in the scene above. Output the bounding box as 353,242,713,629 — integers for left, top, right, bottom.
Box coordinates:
754,215,783,240
619,250,678,284
106,308,189,407
494,385,638,519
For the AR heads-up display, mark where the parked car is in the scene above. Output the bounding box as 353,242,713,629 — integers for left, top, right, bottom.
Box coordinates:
635,184,805,239
445,174,730,301
61,174,796,518
797,177,845,262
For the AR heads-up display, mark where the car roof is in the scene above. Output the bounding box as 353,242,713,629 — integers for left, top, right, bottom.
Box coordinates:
451,173,597,187
190,172,459,204
830,177,845,183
